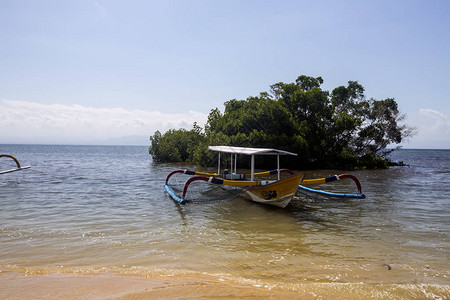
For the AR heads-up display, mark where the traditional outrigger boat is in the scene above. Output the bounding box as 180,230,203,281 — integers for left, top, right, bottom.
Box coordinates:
0,154,30,175
164,146,365,208
165,146,304,208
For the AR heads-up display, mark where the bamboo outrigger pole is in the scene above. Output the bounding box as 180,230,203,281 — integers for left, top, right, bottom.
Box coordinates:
0,154,30,175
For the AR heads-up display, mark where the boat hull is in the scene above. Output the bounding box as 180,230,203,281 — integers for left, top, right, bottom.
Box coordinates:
243,173,304,208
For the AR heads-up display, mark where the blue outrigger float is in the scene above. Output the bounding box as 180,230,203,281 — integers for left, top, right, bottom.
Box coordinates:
299,174,366,199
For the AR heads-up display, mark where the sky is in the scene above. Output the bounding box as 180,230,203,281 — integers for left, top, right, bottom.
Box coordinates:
1,0,449,148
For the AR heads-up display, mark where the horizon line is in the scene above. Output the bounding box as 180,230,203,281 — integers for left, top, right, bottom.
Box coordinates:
1,143,449,150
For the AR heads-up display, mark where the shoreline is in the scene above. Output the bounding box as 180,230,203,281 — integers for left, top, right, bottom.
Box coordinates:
1,271,302,299
1,271,448,299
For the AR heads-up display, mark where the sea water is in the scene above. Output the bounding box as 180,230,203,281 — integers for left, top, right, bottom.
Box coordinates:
0,145,448,298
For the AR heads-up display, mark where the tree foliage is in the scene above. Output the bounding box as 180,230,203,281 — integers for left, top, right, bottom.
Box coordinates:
149,123,204,162
149,75,415,169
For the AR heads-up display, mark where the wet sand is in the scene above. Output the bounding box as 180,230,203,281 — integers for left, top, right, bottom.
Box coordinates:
0,272,303,299
1,272,448,299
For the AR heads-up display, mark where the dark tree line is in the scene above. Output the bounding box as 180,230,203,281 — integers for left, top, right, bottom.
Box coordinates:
150,75,415,169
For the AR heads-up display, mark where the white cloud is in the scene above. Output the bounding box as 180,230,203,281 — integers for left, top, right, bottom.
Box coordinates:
419,108,450,131
93,1,108,19
0,100,207,145
402,108,450,149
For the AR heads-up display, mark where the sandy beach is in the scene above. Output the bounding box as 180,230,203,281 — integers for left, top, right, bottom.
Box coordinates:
1,272,305,299
2,271,449,299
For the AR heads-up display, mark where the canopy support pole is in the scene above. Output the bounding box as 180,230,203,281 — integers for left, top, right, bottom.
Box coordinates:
217,152,221,174
251,155,255,181
230,153,233,173
277,154,280,180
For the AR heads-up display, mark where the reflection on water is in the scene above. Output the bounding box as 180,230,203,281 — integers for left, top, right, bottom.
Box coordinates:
0,145,449,297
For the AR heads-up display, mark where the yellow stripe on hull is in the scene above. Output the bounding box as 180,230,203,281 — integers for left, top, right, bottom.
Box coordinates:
301,178,326,185
193,171,221,177
243,173,304,208
221,179,262,187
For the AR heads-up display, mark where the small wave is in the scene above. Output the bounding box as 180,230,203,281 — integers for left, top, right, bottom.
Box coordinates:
1,268,449,299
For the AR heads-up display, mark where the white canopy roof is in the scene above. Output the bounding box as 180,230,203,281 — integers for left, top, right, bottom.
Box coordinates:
208,146,297,156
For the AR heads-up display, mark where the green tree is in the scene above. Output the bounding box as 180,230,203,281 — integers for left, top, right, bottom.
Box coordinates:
149,125,205,162
353,98,415,155
328,81,365,158
149,75,415,169
208,95,296,149
295,75,324,91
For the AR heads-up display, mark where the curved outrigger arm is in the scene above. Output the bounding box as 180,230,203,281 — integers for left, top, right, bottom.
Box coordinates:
165,170,221,185
0,154,30,175
301,174,364,196
181,176,265,200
